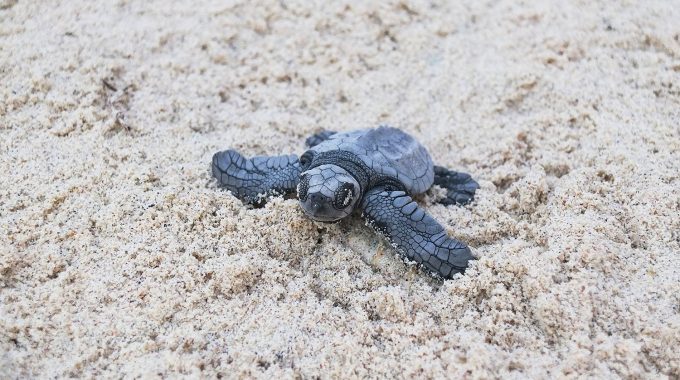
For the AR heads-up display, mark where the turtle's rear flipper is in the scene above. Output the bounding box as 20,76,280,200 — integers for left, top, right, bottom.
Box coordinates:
305,130,336,147
433,165,479,206
212,150,301,206
361,188,475,279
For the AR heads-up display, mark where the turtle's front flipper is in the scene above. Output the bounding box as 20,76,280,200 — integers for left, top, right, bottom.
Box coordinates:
433,166,479,206
305,130,336,147
361,188,475,279
212,149,301,206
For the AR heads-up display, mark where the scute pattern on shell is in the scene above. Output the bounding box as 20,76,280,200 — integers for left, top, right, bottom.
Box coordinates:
309,126,435,194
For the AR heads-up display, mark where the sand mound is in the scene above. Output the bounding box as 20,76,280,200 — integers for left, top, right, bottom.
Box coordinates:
1,1,679,378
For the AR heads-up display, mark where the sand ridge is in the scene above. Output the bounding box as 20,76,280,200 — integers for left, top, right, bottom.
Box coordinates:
1,0,679,378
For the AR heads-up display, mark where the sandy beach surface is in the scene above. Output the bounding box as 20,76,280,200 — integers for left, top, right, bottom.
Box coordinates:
2,0,679,378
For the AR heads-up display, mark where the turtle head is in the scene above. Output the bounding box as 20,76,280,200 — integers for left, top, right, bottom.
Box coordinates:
297,164,360,222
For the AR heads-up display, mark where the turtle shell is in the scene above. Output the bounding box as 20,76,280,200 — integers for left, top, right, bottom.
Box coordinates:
309,126,434,194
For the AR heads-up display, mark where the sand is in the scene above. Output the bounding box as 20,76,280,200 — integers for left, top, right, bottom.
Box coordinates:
1,0,679,378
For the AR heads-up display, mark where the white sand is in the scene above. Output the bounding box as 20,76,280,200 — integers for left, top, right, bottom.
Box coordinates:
1,0,679,378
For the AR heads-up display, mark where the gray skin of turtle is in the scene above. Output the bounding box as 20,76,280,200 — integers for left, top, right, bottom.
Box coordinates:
211,126,479,279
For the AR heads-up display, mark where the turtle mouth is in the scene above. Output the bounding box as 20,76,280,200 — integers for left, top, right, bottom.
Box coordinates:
300,206,343,223
300,199,344,223
299,192,348,222
306,215,341,224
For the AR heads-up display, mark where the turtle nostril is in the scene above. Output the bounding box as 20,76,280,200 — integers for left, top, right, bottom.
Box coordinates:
310,193,327,204
306,193,329,213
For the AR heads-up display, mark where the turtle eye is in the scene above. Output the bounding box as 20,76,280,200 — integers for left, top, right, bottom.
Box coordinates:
333,182,355,209
297,174,309,201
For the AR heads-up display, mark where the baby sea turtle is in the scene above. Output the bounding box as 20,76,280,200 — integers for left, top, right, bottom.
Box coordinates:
211,126,479,279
